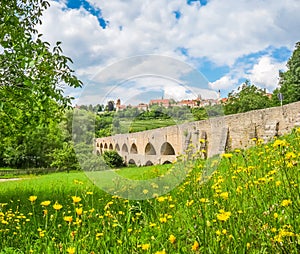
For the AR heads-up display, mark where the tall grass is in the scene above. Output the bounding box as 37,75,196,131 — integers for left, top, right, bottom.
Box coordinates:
0,130,299,253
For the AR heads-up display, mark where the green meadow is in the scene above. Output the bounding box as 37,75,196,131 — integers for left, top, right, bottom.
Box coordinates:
0,131,299,253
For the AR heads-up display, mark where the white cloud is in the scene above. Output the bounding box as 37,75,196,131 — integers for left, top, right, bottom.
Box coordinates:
209,76,239,91
247,56,287,90
37,0,300,101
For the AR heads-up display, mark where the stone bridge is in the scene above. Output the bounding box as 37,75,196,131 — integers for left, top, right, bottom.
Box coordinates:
95,101,300,166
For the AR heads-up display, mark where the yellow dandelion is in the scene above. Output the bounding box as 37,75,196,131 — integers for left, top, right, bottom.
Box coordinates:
273,139,287,148
66,247,76,254
155,250,166,254
200,198,209,203
169,234,176,244
53,202,63,211
220,192,229,200
149,222,156,227
159,217,167,223
186,200,194,206
72,196,81,203
191,241,199,251
281,199,292,207
157,196,166,202
222,153,233,159
75,207,83,216
64,216,73,223
28,196,37,203
141,243,150,250
40,201,51,206
217,210,231,222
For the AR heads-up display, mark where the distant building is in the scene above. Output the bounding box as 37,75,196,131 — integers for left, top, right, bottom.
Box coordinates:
149,99,171,108
177,99,198,108
115,99,126,111
136,103,148,111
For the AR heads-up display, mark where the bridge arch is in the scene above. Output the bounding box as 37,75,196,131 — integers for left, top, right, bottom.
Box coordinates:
145,160,153,166
109,143,113,150
122,144,128,153
162,160,172,164
104,143,108,149
96,150,101,156
160,142,175,155
115,143,120,151
96,143,99,147
128,159,136,165
145,142,156,155
100,143,103,149
130,143,138,154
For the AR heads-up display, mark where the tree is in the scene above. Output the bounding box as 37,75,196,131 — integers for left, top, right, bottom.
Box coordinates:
106,101,115,111
0,0,82,167
274,42,300,104
224,81,272,115
102,150,124,168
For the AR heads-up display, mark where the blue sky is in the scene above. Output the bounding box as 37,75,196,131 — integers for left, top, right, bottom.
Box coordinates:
38,0,300,105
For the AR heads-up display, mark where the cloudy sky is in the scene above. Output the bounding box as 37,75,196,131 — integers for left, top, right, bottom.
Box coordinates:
38,0,300,105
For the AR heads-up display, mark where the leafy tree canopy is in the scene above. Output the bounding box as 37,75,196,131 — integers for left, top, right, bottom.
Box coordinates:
0,0,82,124
224,80,272,115
273,42,300,104
0,0,82,167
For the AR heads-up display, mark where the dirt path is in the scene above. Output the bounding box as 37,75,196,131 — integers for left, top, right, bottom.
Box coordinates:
0,178,22,182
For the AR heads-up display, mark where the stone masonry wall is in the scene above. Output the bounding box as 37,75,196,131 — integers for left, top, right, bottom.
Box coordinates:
95,101,300,165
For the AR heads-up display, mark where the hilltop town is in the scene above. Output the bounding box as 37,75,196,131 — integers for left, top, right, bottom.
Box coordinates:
114,93,227,112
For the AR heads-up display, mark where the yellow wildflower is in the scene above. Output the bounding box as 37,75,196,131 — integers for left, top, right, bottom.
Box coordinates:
186,200,194,206
72,196,81,203
200,198,209,203
28,196,37,203
53,202,63,211
281,199,292,207
141,243,150,250
155,250,166,254
96,232,104,240
217,210,231,222
222,153,233,159
191,241,199,251
66,247,76,254
273,139,287,148
76,207,83,216
159,217,167,223
220,192,229,200
157,196,166,202
40,201,51,206
64,216,73,223
169,234,176,244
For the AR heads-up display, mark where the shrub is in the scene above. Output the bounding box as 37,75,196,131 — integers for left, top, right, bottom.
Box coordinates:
102,150,124,168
